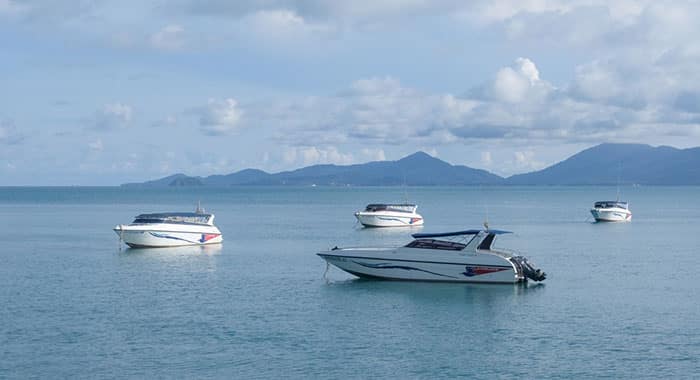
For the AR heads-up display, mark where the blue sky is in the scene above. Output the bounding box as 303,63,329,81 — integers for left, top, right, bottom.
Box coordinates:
2,1,700,185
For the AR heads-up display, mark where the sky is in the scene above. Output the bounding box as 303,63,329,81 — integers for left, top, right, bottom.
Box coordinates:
2,0,700,185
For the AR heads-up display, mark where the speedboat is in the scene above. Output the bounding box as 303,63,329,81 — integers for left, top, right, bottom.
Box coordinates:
318,229,546,283
354,203,424,227
114,206,222,248
590,201,632,222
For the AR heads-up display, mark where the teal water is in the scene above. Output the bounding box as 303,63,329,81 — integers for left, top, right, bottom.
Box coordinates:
1,186,699,378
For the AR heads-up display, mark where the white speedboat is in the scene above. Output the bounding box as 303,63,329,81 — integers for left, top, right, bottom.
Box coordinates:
354,203,424,227
318,229,546,283
590,201,632,222
114,208,222,248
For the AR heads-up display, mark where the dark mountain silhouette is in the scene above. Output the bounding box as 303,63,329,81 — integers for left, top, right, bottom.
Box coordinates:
204,169,270,186
122,144,700,187
122,151,503,186
506,143,700,185
122,173,204,187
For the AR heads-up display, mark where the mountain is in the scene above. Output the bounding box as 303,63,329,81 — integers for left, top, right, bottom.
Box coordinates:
122,173,204,187
506,143,700,185
123,151,504,187
204,169,270,186
258,152,503,185
122,144,700,187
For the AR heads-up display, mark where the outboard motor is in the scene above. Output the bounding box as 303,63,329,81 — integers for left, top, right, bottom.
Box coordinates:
513,256,547,282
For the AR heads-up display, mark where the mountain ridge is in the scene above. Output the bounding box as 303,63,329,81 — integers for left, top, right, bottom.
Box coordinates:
122,144,700,187
507,143,700,185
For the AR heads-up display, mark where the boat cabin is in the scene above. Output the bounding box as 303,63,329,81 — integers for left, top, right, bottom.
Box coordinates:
364,203,417,213
132,212,213,225
405,229,511,251
593,201,628,209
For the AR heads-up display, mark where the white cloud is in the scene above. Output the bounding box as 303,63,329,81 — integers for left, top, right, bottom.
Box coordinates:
150,24,186,51
360,148,386,162
88,138,103,152
8,1,700,182
490,57,552,104
259,52,700,156
250,9,305,29
267,76,439,146
283,146,355,166
0,119,24,144
493,67,529,104
152,115,179,128
569,60,622,102
105,103,132,120
481,151,493,166
282,148,297,164
513,150,544,172
241,8,333,43
197,98,243,135
95,103,132,129
0,0,26,15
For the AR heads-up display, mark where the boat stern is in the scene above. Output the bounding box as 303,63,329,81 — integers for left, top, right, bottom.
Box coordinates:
509,256,546,282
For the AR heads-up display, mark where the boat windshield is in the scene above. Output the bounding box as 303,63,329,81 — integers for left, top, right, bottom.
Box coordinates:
365,204,416,213
132,212,212,225
593,201,628,209
405,239,466,251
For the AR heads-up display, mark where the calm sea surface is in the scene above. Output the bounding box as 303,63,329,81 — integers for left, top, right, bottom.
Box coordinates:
1,186,699,378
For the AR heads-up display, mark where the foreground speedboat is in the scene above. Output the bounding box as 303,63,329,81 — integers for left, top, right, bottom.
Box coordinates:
318,229,546,283
590,201,632,222
114,209,222,248
354,203,424,227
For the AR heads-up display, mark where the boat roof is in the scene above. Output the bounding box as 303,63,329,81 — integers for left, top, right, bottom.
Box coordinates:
366,203,416,207
135,212,212,218
594,201,627,204
412,229,512,239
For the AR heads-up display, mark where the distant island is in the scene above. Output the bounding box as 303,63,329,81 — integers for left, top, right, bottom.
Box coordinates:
122,143,700,187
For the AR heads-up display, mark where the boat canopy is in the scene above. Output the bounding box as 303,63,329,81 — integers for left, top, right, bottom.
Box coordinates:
404,239,466,251
412,229,512,239
364,203,417,213
132,212,212,225
593,201,628,209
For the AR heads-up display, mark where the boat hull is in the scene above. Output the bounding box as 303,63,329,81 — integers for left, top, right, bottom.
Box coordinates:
590,208,632,222
318,248,522,283
114,225,222,248
355,212,424,227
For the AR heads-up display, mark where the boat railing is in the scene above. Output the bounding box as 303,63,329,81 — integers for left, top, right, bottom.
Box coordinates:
484,246,520,257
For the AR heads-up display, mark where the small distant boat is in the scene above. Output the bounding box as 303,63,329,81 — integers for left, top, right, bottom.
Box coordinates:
114,204,222,248
590,201,632,222
318,228,546,283
354,203,424,227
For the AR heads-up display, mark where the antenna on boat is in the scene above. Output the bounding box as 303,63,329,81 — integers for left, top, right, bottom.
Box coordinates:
196,200,204,214
480,183,489,232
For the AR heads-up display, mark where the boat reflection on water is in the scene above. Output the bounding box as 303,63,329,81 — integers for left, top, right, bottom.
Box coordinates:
119,243,223,257
118,244,223,274
321,274,545,303
357,223,423,232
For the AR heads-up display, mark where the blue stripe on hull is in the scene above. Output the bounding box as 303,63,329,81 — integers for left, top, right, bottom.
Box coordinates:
342,268,521,284
317,254,513,268
352,261,459,279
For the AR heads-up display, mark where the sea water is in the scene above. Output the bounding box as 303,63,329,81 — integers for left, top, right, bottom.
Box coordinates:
1,186,698,378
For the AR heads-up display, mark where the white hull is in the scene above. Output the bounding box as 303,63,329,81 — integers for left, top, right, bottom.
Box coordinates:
319,248,522,283
114,224,222,248
355,212,424,227
590,208,632,222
